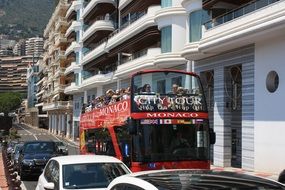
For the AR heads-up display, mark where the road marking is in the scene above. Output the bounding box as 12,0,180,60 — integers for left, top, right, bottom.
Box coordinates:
18,125,38,140
18,133,47,136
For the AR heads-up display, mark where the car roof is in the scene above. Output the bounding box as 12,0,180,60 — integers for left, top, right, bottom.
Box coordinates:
108,169,285,189
50,155,126,165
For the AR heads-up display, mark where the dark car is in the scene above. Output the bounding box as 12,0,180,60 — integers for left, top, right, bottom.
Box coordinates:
107,169,285,190
17,141,60,180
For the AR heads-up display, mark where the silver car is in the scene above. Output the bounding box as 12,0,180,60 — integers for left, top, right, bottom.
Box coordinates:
55,141,68,155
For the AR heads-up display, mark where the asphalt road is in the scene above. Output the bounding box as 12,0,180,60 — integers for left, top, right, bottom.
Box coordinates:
14,123,79,190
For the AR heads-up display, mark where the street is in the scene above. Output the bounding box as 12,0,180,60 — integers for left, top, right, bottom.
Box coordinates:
14,123,79,190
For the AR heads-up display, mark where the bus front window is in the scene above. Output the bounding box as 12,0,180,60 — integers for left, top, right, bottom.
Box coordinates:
131,71,207,113
132,122,210,162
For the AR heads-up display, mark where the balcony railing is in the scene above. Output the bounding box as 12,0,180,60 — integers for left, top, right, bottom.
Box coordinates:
83,11,146,56
204,0,280,30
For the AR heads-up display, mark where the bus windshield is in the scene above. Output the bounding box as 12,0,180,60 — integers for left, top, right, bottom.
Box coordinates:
132,71,207,112
132,121,210,162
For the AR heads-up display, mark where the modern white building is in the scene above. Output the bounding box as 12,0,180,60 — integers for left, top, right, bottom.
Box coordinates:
25,37,44,57
181,0,285,174
41,0,285,174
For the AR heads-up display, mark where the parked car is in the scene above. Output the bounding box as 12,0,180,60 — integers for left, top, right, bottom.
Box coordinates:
10,142,24,170
6,140,19,159
17,141,60,180
107,169,285,190
36,155,131,190
55,141,68,155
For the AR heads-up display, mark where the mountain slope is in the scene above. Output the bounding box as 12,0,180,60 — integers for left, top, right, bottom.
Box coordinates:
0,0,56,38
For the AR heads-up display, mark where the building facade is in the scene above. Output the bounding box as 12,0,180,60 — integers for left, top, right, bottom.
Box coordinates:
42,0,73,139
41,0,285,174
13,40,26,56
0,56,28,95
25,37,44,57
181,0,285,174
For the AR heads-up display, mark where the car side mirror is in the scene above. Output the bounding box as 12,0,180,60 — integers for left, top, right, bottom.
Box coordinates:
209,128,216,145
44,182,55,190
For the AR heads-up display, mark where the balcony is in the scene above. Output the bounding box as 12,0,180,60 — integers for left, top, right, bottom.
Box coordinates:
64,62,81,75
36,77,45,86
54,68,66,78
64,82,80,94
81,71,115,90
65,42,81,56
36,90,45,97
52,84,66,95
154,51,187,67
55,34,68,47
65,21,81,37
82,5,160,65
200,0,284,54
55,17,69,32
66,1,83,19
55,50,66,63
115,48,161,78
118,0,132,10
82,16,115,43
155,6,186,23
82,0,116,19
43,41,50,50
42,100,73,111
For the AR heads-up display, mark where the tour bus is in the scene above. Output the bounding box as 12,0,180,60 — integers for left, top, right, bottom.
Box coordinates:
80,70,215,172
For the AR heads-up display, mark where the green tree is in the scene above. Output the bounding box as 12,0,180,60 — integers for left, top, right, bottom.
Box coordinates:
0,92,22,116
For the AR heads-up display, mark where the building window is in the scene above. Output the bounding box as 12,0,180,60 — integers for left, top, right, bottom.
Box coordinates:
161,25,172,53
266,70,279,93
76,11,80,21
75,73,79,86
161,0,172,8
157,80,166,94
189,10,209,42
76,31,80,43
76,52,79,64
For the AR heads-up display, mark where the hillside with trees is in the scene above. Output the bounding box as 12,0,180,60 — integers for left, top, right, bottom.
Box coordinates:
0,0,57,39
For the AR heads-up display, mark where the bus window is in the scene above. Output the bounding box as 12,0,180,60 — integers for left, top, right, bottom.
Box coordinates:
85,128,115,156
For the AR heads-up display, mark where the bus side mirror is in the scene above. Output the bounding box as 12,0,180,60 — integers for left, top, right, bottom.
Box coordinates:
127,118,137,135
209,128,216,144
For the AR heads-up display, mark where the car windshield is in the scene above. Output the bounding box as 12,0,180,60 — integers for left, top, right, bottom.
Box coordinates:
24,142,55,153
63,163,130,189
56,142,65,146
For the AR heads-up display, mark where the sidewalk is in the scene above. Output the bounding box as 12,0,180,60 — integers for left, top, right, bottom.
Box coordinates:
211,165,279,181
0,149,8,190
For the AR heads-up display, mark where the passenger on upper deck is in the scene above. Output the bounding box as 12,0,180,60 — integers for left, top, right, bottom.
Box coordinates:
142,84,152,93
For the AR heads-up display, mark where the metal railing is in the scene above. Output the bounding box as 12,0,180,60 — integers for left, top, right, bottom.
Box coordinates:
84,11,147,56
204,0,280,30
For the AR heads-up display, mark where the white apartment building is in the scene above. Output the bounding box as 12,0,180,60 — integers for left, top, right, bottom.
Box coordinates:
42,0,73,139
54,0,285,174
25,37,44,57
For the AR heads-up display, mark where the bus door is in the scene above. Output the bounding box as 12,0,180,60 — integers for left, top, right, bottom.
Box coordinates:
114,126,132,167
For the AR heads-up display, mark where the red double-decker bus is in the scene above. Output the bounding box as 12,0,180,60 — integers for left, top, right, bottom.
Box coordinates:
80,70,215,172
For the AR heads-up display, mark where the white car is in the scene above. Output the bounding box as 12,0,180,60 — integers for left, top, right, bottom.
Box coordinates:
36,155,131,190
107,169,285,190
